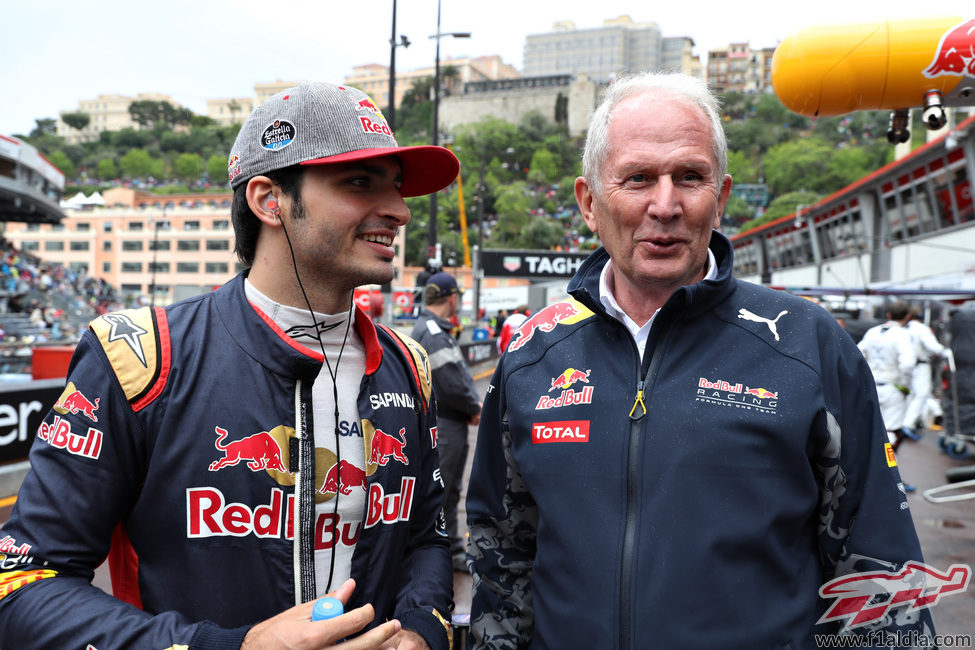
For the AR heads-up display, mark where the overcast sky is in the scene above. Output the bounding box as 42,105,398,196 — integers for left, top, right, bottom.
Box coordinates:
3,0,970,136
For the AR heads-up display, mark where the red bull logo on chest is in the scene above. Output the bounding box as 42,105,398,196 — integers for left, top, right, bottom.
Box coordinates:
319,460,368,496
507,300,594,353
208,426,288,473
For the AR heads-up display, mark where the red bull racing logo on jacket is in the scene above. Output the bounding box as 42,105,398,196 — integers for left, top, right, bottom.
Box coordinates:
696,377,779,413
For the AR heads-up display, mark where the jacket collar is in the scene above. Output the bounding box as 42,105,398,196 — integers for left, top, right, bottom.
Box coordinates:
214,273,384,379
568,230,738,320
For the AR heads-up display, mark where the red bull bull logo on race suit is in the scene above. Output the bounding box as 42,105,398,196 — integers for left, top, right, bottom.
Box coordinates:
53,383,99,422
924,19,975,77
320,460,368,495
208,426,288,473
369,427,409,466
507,300,594,353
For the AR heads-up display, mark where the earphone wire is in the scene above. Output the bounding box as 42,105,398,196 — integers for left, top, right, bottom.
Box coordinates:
277,208,352,594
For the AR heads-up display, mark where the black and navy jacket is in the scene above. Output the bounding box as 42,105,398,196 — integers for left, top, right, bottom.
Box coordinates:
467,232,934,649
0,273,452,650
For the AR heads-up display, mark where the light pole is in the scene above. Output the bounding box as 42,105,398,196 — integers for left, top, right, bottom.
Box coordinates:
149,210,163,306
427,0,469,260
387,0,410,131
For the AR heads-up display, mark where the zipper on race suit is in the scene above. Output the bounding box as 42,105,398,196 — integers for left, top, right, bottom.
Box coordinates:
294,379,317,603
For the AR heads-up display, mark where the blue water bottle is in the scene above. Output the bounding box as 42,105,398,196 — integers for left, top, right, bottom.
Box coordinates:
312,596,344,621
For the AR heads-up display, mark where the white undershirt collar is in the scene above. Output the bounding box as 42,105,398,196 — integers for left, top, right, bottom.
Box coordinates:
598,248,716,358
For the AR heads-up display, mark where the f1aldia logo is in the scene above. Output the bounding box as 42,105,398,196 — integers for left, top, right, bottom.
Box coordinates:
818,561,971,630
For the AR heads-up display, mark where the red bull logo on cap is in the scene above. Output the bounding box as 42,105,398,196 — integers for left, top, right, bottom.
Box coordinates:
227,154,241,183
924,19,975,78
507,299,594,353
356,97,383,115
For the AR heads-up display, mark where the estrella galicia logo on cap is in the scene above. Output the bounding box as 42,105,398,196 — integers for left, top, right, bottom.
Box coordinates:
261,120,296,151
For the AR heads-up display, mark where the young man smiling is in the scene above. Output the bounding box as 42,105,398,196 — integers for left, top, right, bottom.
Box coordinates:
0,82,459,650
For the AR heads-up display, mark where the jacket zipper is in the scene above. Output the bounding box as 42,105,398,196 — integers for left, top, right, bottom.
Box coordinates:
619,325,671,650
294,380,316,603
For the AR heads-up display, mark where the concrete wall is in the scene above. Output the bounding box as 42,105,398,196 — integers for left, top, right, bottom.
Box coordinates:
439,76,600,137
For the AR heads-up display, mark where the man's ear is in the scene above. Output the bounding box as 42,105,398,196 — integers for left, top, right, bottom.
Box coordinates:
714,174,733,229
245,176,280,227
575,176,598,234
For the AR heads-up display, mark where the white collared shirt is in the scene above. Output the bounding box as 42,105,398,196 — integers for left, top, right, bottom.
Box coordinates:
598,248,717,359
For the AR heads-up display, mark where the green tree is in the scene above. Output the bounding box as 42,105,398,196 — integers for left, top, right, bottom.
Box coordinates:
763,137,835,195
727,150,758,184
47,150,75,179
114,128,154,148
30,118,57,138
61,112,90,132
120,148,155,179
128,100,192,130
527,148,558,184
206,154,228,184
96,158,118,180
522,218,563,250
489,182,534,246
172,153,203,183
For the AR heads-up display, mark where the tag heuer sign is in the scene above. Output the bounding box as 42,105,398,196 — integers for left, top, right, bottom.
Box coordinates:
481,250,591,279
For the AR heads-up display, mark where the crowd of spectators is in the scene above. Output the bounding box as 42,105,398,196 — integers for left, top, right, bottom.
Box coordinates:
0,239,123,376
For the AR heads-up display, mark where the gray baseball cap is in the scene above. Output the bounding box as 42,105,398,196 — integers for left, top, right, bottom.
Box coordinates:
227,82,459,197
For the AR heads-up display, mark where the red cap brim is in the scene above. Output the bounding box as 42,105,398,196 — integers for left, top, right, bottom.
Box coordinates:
300,145,460,197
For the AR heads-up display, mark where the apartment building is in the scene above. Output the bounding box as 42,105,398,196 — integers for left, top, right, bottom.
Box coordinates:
343,55,520,110
523,15,702,83
56,93,184,144
706,43,776,94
